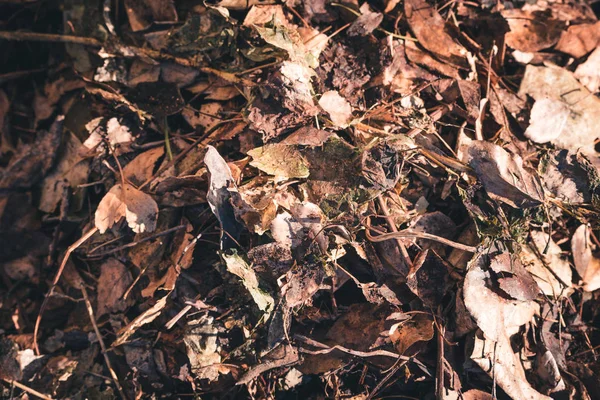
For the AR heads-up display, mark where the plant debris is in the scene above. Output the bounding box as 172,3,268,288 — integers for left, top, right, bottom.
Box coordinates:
2,0,600,399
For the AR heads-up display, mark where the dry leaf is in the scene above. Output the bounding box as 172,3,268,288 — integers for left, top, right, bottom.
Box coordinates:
519,65,600,159
521,231,573,297
96,258,134,317
222,251,274,315
123,146,164,186
113,295,168,347
571,225,600,292
524,99,570,144
404,0,466,66
502,9,562,53
124,0,177,32
555,21,600,58
468,140,544,208
574,46,600,92
95,183,158,234
389,313,434,355
248,144,310,181
318,91,353,128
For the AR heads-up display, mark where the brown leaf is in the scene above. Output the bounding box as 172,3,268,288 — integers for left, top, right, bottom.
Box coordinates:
501,9,562,53
95,183,159,234
555,21,600,58
318,90,353,128
389,313,434,355
467,140,544,208
489,252,540,301
404,0,466,66
571,225,600,292
123,146,165,186
96,258,134,317
124,0,177,32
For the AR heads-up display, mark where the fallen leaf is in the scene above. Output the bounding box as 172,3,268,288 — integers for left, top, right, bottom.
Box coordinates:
113,295,168,347
571,224,600,292
184,316,223,382
404,0,467,66
96,258,134,317
123,146,164,186
95,183,159,234
501,9,562,53
539,150,598,204
204,145,243,249
464,252,539,342
248,144,310,181
389,313,434,355
124,0,178,32
467,140,544,208
574,46,600,92
521,231,573,297
469,330,552,400
347,3,383,37
222,251,275,315
0,115,63,190
519,65,600,160
39,132,90,213
555,21,600,58
318,90,353,128
524,99,570,144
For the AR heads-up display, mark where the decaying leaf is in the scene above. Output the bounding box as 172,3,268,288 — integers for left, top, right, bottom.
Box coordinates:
83,117,134,153
539,150,598,204
524,99,570,144
468,140,544,208
222,251,275,315
184,316,223,382
248,144,310,181
0,115,63,190
389,313,434,355
571,225,600,292
95,183,159,234
347,3,383,37
574,46,600,92
39,131,90,213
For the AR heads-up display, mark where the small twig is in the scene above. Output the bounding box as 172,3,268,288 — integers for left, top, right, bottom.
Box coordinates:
2,379,54,400
377,195,413,269
88,225,186,257
81,286,127,399
34,227,99,355
365,217,478,253
0,30,101,46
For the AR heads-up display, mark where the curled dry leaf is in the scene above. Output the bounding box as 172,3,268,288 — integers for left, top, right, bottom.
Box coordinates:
389,313,434,355
319,90,353,128
571,225,600,292
95,183,158,234
467,140,544,208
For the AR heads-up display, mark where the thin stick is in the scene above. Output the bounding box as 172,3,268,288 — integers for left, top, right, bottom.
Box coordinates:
81,286,127,400
88,224,186,257
34,227,99,355
0,30,101,46
365,217,477,253
3,379,54,400
377,195,413,269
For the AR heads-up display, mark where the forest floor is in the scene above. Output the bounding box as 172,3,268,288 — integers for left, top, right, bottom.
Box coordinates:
1,0,600,399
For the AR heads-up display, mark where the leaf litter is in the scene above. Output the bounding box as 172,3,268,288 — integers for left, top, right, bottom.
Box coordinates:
3,0,600,399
